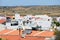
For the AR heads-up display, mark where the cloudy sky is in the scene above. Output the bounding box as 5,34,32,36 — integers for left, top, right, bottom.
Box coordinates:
0,0,60,6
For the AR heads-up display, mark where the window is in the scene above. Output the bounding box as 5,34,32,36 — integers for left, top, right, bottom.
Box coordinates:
11,21,18,26
48,19,50,21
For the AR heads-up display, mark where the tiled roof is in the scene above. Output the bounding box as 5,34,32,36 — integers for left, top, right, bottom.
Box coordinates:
0,30,45,40
0,20,6,24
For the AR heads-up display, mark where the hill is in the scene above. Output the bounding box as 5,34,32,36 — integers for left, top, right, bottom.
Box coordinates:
0,5,60,16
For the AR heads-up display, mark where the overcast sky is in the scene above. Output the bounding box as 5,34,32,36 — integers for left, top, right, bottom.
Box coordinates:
0,0,60,6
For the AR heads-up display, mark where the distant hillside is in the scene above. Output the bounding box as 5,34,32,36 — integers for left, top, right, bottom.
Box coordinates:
0,5,60,16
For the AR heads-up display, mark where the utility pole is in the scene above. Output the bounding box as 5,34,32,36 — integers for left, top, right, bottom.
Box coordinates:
18,26,21,40
19,27,21,36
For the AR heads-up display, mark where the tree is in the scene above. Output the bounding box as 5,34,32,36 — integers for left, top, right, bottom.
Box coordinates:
0,38,2,40
53,21,60,26
54,30,60,40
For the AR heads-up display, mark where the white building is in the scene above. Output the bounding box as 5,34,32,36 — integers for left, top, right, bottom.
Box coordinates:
23,15,52,30
34,15,52,30
15,13,20,20
5,14,53,30
56,17,60,22
0,16,6,20
6,13,22,29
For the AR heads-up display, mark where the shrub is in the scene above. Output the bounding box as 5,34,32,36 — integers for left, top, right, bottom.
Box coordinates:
53,21,60,26
0,38,2,40
0,38,7,40
54,29,60,40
